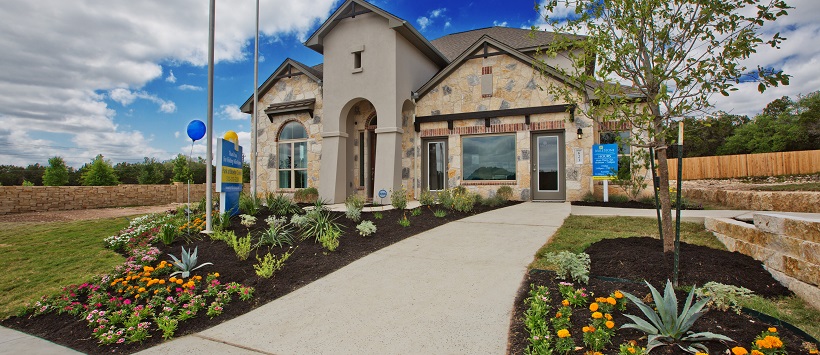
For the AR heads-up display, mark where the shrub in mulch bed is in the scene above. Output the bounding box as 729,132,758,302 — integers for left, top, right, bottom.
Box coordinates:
508,237,815,355
2,201,519,354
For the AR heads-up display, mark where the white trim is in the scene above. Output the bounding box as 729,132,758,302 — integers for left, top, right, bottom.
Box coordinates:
374,127,403,134
321,131,349,138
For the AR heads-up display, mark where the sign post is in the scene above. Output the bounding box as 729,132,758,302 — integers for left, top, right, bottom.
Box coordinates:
592,144,618,202
216,137,243,216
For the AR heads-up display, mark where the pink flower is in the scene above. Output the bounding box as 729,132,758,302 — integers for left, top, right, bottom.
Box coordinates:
123,299,131,305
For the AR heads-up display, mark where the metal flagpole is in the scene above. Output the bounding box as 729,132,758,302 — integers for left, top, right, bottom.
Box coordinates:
251,0,259,197
205,0,216,233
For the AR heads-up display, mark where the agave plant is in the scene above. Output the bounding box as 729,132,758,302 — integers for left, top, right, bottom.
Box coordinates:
621,280,733,354
168,246,213,278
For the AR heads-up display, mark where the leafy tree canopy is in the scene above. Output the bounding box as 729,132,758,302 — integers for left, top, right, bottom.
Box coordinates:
43,156,70,186
81,155,120,186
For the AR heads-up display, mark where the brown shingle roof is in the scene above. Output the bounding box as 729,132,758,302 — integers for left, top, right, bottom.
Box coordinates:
430,26,584,61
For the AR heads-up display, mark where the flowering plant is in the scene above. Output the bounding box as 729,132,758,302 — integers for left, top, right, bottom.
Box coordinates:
751,328,786,355
558,282,588,307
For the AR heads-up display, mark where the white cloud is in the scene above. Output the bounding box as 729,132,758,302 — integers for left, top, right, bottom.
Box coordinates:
108,88,176,113
174,131,180,138
416,8,447,31
178,84,203,91
220,104,247,120
444,21,451,28
166,70,177,83
417,17,431,30
493,21,508,27
0,0,337,166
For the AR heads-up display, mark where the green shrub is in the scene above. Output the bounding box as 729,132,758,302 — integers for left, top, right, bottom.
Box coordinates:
158,224,178,245
319,228,340,251
398,215,410,227
453,185,467,195
293,187,319,203
231,233,253,261
256,217,294,248
410,208,422,216
239,193,262,216
452,190,477,213
391,188,408,210
582,191,597,203
301,209,343,243
419,189,435,206
356,220,377,237
437,189,453,209
214,211,232,231
290,214,309,228
212,229,235,243
638,195,657,206
695,282,754,314
481,195,505,207
265,192,300,215
543,251,591,284
22,180,34,186
254,249,294,278
496,185,513,201
608,194,630,204
433,209,446,218
373,211,383,220
345,194,364,222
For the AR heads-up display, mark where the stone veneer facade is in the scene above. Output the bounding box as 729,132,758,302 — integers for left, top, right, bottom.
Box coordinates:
254,73,323,195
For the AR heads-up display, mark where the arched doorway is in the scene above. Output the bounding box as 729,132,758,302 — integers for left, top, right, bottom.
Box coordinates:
366,113,377,199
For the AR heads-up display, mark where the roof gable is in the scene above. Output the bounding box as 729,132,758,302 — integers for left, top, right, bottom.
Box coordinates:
240,58,322,113
431,26,586,62
304,0,448,67
416,35,583,99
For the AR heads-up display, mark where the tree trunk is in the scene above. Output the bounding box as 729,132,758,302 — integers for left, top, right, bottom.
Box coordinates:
655,147,675,253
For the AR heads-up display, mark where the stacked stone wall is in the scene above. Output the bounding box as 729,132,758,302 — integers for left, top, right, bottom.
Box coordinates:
684,188,820,213
0,183,250,215
705,214,820,310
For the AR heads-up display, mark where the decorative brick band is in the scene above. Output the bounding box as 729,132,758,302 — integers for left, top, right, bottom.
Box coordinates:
420,128,450,137
420,121,565,137
454,123,528,135
600,121,631,131
530,120,565,131
461,180,514,186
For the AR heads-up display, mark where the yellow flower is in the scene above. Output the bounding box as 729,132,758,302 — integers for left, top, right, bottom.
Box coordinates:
214,272,220,277
606,297,616,305
562,299,569,307
809,350,819,355
614,290,623,299
589,303,599,312
138,287,146,293
768,327,777,333
557,329,570,338
732,346,749,355
592,312,603,319
605,321,614,329
751,350,764,355
582,326,590,333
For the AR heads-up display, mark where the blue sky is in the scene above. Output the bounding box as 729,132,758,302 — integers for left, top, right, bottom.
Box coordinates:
0,0,817,167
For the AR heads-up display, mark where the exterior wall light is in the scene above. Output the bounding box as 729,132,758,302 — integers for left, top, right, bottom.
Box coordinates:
577,128,583,139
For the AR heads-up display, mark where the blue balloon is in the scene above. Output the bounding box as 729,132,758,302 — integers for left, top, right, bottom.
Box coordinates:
186,120,206,141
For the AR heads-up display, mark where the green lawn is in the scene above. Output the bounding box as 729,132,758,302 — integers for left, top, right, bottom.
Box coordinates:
751,182,820,192
0,218,129,319
530,215,820,339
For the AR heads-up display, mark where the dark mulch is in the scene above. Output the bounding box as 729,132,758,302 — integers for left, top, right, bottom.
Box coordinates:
508,237,805,355
571,200,704,210
2,201,518,354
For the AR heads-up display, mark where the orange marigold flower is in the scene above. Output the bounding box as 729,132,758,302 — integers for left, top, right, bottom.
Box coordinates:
768,327,777,333
561,299,569,307
592,312,603,319
695,353,708,355
214,272,220,277
765,336,783,348
614,291,623,299
628,348,635,354
605,321,614,329
582,326,590,333
589,303,599,312
732,346,749,355
557,329,570,338
809,350,819,355
169,277,177,282
159,279,165,284
751,350,764,355
596,297,607,303
138,287,146,293
176,279,183,285
195,275,202,280
555,312,562,318
604,313,612,320
606,297,616,305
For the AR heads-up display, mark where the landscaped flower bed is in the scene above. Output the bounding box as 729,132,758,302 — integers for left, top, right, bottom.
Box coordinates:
509,237,819,355
2,190,519,354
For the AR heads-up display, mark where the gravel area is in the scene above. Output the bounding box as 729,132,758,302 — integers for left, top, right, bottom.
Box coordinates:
0,203,186,223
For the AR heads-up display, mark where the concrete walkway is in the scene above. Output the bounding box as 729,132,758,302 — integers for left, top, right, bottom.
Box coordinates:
0,326,82,355
138,202,570,355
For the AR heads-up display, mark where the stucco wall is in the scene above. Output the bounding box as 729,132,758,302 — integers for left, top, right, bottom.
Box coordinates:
0,183,250,215
255,73,323,195
414,53,594,200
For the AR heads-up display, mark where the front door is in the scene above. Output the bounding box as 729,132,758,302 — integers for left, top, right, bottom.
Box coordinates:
531,132,566,200
421,138,448,191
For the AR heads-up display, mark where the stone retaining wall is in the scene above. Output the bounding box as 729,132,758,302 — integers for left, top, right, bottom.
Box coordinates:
705,214,820,310
0,183,251,215
684,188,820,213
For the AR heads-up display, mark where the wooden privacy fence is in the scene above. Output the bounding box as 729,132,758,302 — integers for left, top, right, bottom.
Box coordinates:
667,150,820,180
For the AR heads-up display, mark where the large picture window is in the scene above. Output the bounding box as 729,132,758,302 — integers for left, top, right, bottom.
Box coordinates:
278,121,308,189
462,135,516,181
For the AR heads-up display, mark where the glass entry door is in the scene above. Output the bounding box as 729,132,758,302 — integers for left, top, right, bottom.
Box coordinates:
531,132,565,200
422,138,447,191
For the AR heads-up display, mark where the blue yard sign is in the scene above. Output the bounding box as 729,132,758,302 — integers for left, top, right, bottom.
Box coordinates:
216,138,243,216
592,144,618,180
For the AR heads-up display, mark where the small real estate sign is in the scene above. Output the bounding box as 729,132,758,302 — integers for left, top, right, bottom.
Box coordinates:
592,144,618,180
216,138,243,216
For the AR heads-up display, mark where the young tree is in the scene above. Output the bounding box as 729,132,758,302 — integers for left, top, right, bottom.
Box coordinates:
43,156,70,186
138,157,166,184
81,154,120,186
536,0,789,253
171,154,193,183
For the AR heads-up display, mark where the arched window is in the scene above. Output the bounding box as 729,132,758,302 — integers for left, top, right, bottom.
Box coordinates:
278,121,308,188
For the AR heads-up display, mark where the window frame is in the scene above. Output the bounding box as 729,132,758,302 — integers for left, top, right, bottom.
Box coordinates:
460,133,517,182
277,121,308,189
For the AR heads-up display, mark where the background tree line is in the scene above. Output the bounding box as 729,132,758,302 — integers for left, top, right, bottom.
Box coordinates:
0,154,252,186
672,91,820,158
